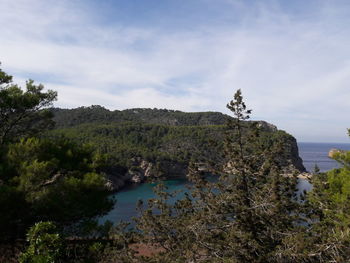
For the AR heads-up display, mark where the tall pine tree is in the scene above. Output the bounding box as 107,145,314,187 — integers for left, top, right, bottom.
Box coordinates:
109,90,306,263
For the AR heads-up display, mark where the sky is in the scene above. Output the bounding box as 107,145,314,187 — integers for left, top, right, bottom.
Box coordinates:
1,0,350,143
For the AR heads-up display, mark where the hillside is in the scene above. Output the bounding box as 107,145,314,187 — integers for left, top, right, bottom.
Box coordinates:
49,107,305,191
51,106,230,128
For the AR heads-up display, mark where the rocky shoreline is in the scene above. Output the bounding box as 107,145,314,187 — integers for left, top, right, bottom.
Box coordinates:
105,154,307,193
105,157,188,192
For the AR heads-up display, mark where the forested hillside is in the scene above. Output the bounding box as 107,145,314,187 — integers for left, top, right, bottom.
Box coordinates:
51,106,229,128
50,107,305,190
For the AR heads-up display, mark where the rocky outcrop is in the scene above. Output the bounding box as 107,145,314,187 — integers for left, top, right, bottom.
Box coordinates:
328,148,345,159
105,173,132,192
105,158,157,191
127,158,157,183
105,135,305,192
297,172,312,180
256,121,277,132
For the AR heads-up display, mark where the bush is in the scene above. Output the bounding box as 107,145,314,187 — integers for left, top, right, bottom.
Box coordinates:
19,222,62,263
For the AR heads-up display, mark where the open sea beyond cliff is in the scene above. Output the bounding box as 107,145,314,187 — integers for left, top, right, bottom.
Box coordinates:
298,142,350,172
101,142,350,224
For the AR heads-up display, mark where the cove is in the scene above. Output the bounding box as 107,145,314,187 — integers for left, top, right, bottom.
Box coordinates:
101,177,312,224
100,178,189,224
101,142,350,224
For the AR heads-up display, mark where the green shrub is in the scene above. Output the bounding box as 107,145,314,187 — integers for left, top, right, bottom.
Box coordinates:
19,222,62,263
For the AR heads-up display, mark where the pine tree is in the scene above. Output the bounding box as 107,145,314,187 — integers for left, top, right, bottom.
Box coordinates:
0,64,57,146
304,139,350,262
109,90,306,263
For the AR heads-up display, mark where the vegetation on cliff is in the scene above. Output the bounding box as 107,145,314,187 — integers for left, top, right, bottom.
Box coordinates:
49,106,305,187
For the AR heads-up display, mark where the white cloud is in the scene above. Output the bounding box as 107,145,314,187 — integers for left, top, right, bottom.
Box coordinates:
1,0,350,142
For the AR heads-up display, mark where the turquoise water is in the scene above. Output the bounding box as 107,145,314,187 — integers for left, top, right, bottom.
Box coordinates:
100,178,189,224
101,142,350,224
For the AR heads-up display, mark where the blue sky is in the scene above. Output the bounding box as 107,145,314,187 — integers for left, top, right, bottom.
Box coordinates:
1,0,350,143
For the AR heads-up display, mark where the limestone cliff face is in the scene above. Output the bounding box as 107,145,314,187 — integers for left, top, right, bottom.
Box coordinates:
127,159,156,183
105,158,159,191
292,143,306,172
126,158,188,182
105,158,189,191
105,173,130,192
277,135,306,172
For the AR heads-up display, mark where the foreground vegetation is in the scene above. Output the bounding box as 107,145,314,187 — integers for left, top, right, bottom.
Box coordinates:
0,66,113,261
1,65,350,262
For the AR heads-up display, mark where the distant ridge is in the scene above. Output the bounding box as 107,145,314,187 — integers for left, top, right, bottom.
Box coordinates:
51,106,230,128
51,106,279,133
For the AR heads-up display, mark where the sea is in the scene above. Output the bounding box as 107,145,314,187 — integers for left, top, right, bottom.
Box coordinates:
298,142,350,172
101,142,350,224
